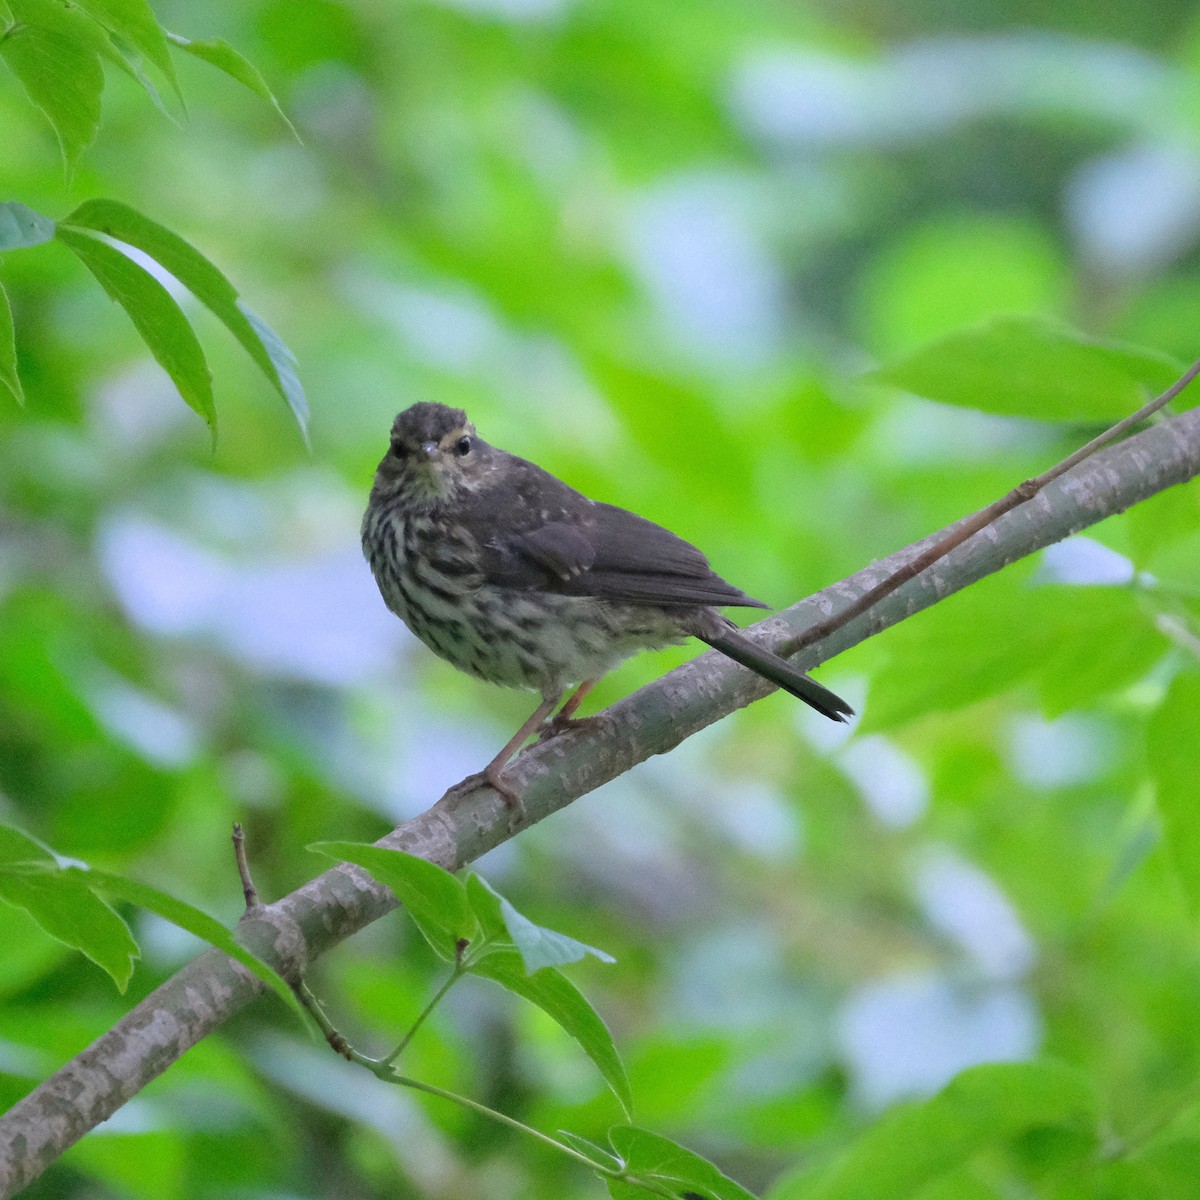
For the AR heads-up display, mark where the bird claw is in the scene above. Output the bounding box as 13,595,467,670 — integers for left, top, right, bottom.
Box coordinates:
447,767,526,829
536,712,606,743
486,765,527,829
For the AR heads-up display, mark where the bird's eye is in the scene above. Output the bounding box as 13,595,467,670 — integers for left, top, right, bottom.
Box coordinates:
454,435,472,457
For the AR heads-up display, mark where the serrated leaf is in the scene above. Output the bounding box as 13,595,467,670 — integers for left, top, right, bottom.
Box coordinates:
166,31,296,137
769,1062,1095,1200
872,315,1180,422
0,870,138,989
54,225,216,439
0,201,56,250
1147,675,1200,917
473,949,632,1116
1,0,105,171
609,1126,758,1200
471,875,615,973
0,282,24,405
309,842,476,960
72,0,180,104
71,867,314,1030
61,199,308,436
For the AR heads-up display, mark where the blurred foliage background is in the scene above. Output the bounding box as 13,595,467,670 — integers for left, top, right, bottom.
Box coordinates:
4,0,1200,1197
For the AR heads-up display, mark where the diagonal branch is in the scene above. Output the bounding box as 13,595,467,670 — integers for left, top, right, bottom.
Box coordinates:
3,403,1200,1197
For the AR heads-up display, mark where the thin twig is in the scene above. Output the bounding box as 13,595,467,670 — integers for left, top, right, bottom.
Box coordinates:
231,823,260,911
782,353,1200,658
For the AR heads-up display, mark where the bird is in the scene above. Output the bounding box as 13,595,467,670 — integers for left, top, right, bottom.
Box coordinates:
362,402,852,816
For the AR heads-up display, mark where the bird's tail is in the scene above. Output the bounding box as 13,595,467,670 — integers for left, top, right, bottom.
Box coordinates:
700,627,854,723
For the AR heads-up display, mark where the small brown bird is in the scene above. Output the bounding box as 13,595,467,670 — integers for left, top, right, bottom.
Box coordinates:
362,403,852,814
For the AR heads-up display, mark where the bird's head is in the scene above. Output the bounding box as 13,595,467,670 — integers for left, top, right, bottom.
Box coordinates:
373,402,490,505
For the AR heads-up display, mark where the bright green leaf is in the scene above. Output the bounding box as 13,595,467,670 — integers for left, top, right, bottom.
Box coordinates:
0,201,55,250
0,823,55,867
1147,674,1200,917
1035,589,1165,718
863,571,1154,730
557,1130,622,1171
165,30,296,137
465,872,506,938
0,0,105,171
61,199,308,436
859,215,1069,355
72,0,180,104
69,1129,187,1200
0,283,23,405
238,303,308,439
473,948,632,1116
609,1126,758,1200
72,867,314,1030
1125,486,1200,570
0,869,138,990
472,875,615,973
54,225,216,440
872,315,1181,422
308,842,477,960
101,34,176,120
770,1062,1095,1200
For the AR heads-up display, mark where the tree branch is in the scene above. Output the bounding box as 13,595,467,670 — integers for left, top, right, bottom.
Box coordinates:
3,403,1200,1196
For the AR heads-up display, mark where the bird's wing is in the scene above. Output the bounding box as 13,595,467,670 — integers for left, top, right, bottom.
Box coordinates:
480,495,767,610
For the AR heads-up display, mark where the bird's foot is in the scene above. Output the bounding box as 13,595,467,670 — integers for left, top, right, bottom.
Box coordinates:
537,711,607,743
446,768,526,828
485,762,527,827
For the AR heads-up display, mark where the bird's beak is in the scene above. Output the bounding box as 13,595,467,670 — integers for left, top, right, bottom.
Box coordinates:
421,440,439,459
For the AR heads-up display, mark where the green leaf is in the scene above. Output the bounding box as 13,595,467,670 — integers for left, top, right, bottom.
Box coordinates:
165,31,297,137
769,1062,1095,1200
556,1130,622,1171
1147,674,1200,917
0,823,55,867
608,1126,758,1200
0,870,138,990
61,199,308,437
0,0,105,172
308,842,477,960
465,872,506,938
54,225,216,440
1125,486,1200,570
69,1129,187,1200
73,867,314,1030
0,282,23,405
0,200,55,250
1035,588,1165,718
872,315,1181,422
472,948,632,1116
239,303,308,439
471,875,615,973
72,0,180,104
0,827,139,989
863,572,1156,730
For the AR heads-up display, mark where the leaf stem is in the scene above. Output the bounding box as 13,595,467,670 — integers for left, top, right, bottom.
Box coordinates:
381,960,466,1066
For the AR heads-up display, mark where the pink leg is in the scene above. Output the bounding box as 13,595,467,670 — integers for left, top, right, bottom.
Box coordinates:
535,679,599,742
557,679,596,722
480,692,562,818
